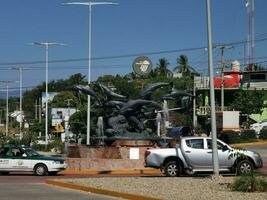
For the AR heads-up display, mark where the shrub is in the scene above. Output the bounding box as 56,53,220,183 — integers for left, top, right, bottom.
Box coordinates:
260,129,267,140
20,132,38,146
240,130,256,140
231,173,267,192
219,131,241,144
31,138,64,153
0,135,20,146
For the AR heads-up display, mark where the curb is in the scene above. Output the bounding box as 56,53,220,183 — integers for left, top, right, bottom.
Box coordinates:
46,179,164,200
231,140,267,148
60,169,161,175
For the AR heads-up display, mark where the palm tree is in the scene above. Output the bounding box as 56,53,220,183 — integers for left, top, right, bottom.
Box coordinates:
174,55,190,75
155,58,170,76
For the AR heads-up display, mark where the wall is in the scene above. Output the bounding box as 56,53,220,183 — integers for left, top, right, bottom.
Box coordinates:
66,145,152,170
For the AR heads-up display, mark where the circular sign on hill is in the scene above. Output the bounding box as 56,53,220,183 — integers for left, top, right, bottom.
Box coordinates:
132,56,152,77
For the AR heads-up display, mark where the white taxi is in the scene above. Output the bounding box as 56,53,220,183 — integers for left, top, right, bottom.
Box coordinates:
0,145,67,176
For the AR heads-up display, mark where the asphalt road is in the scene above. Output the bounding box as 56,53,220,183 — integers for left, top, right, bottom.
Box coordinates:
0,174,123,200
246,144,267,174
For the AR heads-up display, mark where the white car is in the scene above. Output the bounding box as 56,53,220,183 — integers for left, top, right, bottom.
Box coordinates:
0,145,67,176
250,120,267,135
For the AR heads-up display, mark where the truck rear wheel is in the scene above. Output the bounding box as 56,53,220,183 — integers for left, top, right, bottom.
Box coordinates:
165,161,182,177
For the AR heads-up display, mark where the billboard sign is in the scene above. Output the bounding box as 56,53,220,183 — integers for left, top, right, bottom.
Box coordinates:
132,56,152,77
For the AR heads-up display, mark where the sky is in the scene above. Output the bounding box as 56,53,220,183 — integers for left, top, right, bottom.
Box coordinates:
0,0,267,96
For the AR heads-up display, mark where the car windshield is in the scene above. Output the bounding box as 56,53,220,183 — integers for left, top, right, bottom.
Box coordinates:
25,148,40,156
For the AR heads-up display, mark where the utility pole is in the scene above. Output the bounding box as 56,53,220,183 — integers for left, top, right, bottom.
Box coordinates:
65,98,73,132
246,0,255,70
193,76,197,128
215,45,233,111
11,67,32,140
35,100,38,120
39,98,42,123
65,99,73,117
38,98,42,138
0,108,3,125
206,0,219,176
0,80,14,136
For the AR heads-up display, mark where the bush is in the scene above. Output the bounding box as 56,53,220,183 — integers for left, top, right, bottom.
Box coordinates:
231,173,267,192
31,138,64,153
0,135,20,146
240,130,256,140
219,131,241,144
260,129,267,140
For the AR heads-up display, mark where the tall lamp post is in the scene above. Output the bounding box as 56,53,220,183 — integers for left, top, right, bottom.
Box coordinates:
63,1,118,145
31,42,64,145
0,80,14,136
11,67,32,140
206,0,219,176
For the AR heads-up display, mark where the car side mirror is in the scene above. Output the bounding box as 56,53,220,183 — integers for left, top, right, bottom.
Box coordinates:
22,153,27,157
222,145,228,152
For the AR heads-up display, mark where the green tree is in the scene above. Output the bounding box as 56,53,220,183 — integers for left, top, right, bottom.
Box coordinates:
154,58,170,77
69,109,87,135
174,55,199,76
231,90,264,115
50,91,79,108
97,75,139,99
23,73,86,120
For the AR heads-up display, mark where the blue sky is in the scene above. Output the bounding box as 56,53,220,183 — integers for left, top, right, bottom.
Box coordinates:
0,0,267,95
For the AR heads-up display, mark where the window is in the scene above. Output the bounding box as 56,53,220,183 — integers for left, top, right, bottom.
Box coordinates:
207,139,225,150
186,139,204,149
0,147,9,157
11,148,24,157
250,74,266,80
25,148,39,157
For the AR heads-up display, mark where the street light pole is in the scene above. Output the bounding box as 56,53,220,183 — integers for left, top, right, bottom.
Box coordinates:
6,84,9,137
193,76,197,128
31,42,64,145
63,1,118,145
11,67,32,140
0,80,14,136
206,0,219,176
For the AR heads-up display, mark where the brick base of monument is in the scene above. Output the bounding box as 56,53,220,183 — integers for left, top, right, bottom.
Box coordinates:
66,143,157,171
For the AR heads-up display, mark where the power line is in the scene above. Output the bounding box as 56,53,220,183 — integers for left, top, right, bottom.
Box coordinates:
0,36,266,67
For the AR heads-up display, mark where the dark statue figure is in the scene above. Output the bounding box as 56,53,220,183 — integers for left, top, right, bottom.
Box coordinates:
76,82,193,141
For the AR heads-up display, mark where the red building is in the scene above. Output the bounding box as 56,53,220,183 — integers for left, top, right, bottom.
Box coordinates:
214,70,241,88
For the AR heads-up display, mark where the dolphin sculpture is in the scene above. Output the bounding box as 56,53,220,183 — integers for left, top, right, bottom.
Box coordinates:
76,85,99,100
140,82,171,99
120,99,162,115
162,89,193,100
95,82,127,100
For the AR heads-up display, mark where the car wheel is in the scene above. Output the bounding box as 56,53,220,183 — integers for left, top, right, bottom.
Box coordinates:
49,171,58,176
237,160,254,175
34,164,48,176
164,161,182,177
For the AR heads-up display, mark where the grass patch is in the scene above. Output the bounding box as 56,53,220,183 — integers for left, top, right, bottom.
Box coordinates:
230,173,267,192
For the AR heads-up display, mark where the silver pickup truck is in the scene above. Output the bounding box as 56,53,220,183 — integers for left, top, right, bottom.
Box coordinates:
144,136,263,177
